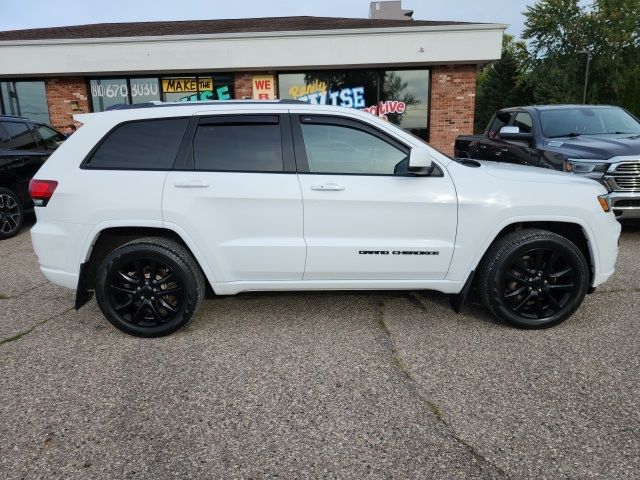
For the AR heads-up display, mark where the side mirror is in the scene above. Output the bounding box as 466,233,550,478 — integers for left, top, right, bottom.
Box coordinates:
408,149,434,176
499,126,533,142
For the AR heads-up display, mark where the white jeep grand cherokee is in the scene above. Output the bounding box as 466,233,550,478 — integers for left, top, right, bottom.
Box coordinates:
29,101,620,337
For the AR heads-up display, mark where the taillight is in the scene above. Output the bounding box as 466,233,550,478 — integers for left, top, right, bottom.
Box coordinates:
29,180,58,207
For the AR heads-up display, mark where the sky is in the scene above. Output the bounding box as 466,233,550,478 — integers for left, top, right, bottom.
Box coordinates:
0,0,535,37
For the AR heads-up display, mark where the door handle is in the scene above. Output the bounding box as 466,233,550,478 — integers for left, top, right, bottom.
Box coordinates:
174,180,210,188
310,183,345,191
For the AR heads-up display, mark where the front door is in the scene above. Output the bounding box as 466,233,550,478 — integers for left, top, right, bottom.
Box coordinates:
163,113,306,282
292,114,457,281
498,111,538,166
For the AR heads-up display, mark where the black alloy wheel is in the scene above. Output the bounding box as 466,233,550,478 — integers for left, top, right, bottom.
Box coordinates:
500,248,579,320
95,238,205,337
479,229,589,329
0,188,24,240
108,257,183,327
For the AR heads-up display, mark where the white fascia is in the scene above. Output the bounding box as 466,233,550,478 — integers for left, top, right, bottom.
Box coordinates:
0,23,507,76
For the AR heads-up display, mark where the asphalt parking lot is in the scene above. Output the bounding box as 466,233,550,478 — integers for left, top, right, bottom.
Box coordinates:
1,220,638,479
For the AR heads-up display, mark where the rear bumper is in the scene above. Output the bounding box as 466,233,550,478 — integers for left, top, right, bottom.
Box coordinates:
31,220,86,291
39,267,78,290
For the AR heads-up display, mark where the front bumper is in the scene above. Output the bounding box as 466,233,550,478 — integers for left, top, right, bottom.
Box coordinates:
590,213,621,287
607,191,640,219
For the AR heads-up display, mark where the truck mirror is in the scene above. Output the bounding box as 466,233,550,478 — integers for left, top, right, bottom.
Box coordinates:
500,126,533,141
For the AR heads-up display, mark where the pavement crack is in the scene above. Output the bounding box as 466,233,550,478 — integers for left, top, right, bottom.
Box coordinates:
0,306,74,347
0,281,50,301
15,281,50,299
374,298,512,479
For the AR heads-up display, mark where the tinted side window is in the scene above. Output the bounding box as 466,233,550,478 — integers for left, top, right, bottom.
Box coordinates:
1,121,38,150
193,119,283,172
300,123,407,175
87,119,188,169
513,112,534,134
487,112,513,139
35,124,66,150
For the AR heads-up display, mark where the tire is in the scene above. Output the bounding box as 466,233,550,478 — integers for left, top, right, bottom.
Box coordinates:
478,229,589,329
0,187,24,240
95,237,205,337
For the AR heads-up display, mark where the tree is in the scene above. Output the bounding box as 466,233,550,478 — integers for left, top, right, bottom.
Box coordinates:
474,35,532,132
522,0,640,115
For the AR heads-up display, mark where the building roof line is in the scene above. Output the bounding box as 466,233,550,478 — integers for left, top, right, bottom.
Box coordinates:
0,22,508,47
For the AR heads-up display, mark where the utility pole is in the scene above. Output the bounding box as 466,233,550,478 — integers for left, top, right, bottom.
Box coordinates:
579,49,591,104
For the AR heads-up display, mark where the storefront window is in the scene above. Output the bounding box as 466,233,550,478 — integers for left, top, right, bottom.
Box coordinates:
278,69,430,139
90,77,162,111
380,70,429,139
160,74,234,102
130,78,161,104
90,79,130,111
0,81,50,124
90,74,235,112
278,71,377,109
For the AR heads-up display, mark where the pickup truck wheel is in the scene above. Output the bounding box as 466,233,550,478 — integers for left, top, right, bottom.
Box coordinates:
478,229,589,329
95,238,205,337
0,187,24,240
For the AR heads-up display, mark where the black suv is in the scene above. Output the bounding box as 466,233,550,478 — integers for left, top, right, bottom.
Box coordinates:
0,115,66,239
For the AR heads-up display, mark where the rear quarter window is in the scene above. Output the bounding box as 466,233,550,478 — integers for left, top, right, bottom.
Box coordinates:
86,118,189,169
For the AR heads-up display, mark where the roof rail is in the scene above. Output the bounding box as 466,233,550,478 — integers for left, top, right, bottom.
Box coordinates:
105,99,308,111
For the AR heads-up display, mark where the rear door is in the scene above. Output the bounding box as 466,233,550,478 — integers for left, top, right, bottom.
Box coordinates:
163,113,305,282
292,114,457,281
0,120,50,204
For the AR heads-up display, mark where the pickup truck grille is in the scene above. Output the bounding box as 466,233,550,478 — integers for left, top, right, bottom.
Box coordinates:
610,161,640,191
615,177,640,190
614,162,640,175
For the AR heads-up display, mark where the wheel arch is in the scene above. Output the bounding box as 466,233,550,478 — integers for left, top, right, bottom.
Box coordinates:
80,224,216,293
476,220,595,286
0,172,29,205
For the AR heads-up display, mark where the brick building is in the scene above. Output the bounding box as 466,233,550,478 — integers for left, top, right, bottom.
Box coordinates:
0,14,503,155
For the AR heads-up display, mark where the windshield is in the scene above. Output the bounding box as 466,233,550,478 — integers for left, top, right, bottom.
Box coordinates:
540,107,640,138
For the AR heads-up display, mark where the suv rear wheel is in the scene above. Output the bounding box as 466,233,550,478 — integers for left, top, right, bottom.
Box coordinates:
0,187,24,240
95,237,205,337
478,229,589,329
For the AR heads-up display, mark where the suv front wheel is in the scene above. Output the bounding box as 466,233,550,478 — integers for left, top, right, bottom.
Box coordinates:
478,229,590,329
95,237,205,337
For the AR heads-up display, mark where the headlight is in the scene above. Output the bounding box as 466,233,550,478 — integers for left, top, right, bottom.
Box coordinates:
564,159,610,176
